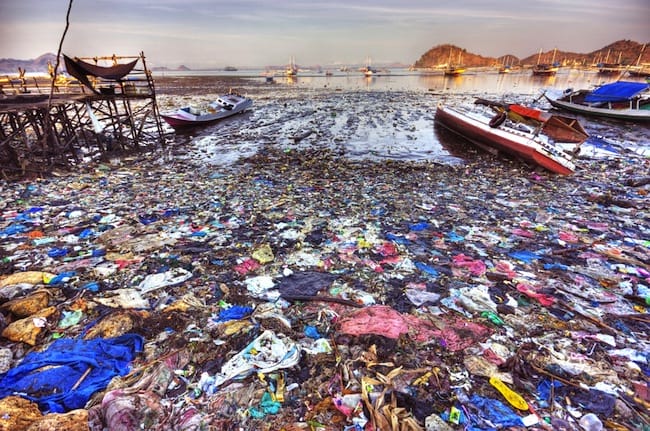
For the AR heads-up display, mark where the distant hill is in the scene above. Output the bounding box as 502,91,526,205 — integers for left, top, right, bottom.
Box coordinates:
413,39,649,68
0,53,58,73
413,44,496,68
150,65,192,71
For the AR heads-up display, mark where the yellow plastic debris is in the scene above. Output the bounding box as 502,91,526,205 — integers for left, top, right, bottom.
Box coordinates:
0,271,55,288
252,243,275,264
489,376,529,410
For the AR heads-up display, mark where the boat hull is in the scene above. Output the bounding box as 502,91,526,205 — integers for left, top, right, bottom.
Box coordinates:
435,105,575,175
545,95,650,122
161,98,252,130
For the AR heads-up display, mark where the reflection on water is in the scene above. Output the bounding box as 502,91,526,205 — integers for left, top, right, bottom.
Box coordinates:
159,68,649,168
155,67,644,94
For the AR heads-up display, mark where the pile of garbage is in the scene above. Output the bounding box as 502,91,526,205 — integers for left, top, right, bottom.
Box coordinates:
0,144,648,430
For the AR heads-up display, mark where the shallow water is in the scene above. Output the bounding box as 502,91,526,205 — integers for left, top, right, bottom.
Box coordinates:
154,70,650,168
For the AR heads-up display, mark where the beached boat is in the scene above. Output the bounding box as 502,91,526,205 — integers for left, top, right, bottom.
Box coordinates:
474,99,589,144
544,81,650,122
435,102,585,175
161,93,252,130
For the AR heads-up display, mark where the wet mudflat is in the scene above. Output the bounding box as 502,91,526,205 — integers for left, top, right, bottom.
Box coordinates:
0,75,649,430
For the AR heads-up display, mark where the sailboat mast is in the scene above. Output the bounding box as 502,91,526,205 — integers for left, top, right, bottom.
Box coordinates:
636,43,647,66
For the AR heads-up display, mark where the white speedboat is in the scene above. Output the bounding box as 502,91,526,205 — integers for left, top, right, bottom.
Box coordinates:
161,93,252,130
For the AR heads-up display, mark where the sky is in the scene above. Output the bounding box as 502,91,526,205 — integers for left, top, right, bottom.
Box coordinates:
1,0,648,69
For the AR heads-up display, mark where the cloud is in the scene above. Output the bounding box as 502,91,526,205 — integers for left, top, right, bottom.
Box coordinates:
1,0,648,67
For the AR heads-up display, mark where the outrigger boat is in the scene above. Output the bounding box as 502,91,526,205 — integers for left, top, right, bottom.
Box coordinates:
161,93,253,130
544,81,650,122
435,99,588,175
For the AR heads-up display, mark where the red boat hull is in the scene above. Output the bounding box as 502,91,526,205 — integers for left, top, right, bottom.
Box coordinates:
435,106,574,175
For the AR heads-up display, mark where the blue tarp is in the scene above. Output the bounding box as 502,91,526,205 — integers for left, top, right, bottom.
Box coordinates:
469,394,525,428
584,81,649,103
0,334,143,413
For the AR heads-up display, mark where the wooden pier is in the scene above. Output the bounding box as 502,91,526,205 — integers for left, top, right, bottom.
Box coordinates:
0,52,165,179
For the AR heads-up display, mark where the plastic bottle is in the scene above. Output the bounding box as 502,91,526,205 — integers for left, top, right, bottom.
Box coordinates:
579,413,603,431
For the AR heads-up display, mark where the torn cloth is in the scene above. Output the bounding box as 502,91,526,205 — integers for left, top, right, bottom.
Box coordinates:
0,333,143,413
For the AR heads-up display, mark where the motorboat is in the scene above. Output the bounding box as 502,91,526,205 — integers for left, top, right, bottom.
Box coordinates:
161,93,252,130
544,81,650,122
435,101,587,175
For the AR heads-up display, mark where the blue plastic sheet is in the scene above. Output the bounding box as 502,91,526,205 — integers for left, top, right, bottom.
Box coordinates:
537,378,563,405
408,222,430,231
213,305,253,322
446,231,464,242
415,261,439,277
385,233,410,245
0,334,143,413
304,325,321,339
508,250,542,264
469,394,524,428
543,262,568,271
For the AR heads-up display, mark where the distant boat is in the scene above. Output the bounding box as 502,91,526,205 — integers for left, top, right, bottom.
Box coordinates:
628,66,650,78
544,81,650,122
361,57,375,77
286,56,298,76
597,63,625,76
444,49,465,76
498,55,514,73
532,48,559,76
161,93,253,130
596,49,624,75
223,66,238,72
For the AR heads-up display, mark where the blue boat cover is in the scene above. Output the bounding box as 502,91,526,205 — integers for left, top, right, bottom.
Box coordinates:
584,81,649,103
0,334,143,413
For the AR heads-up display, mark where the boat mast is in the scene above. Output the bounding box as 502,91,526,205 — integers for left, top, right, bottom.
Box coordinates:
635,44,646,66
